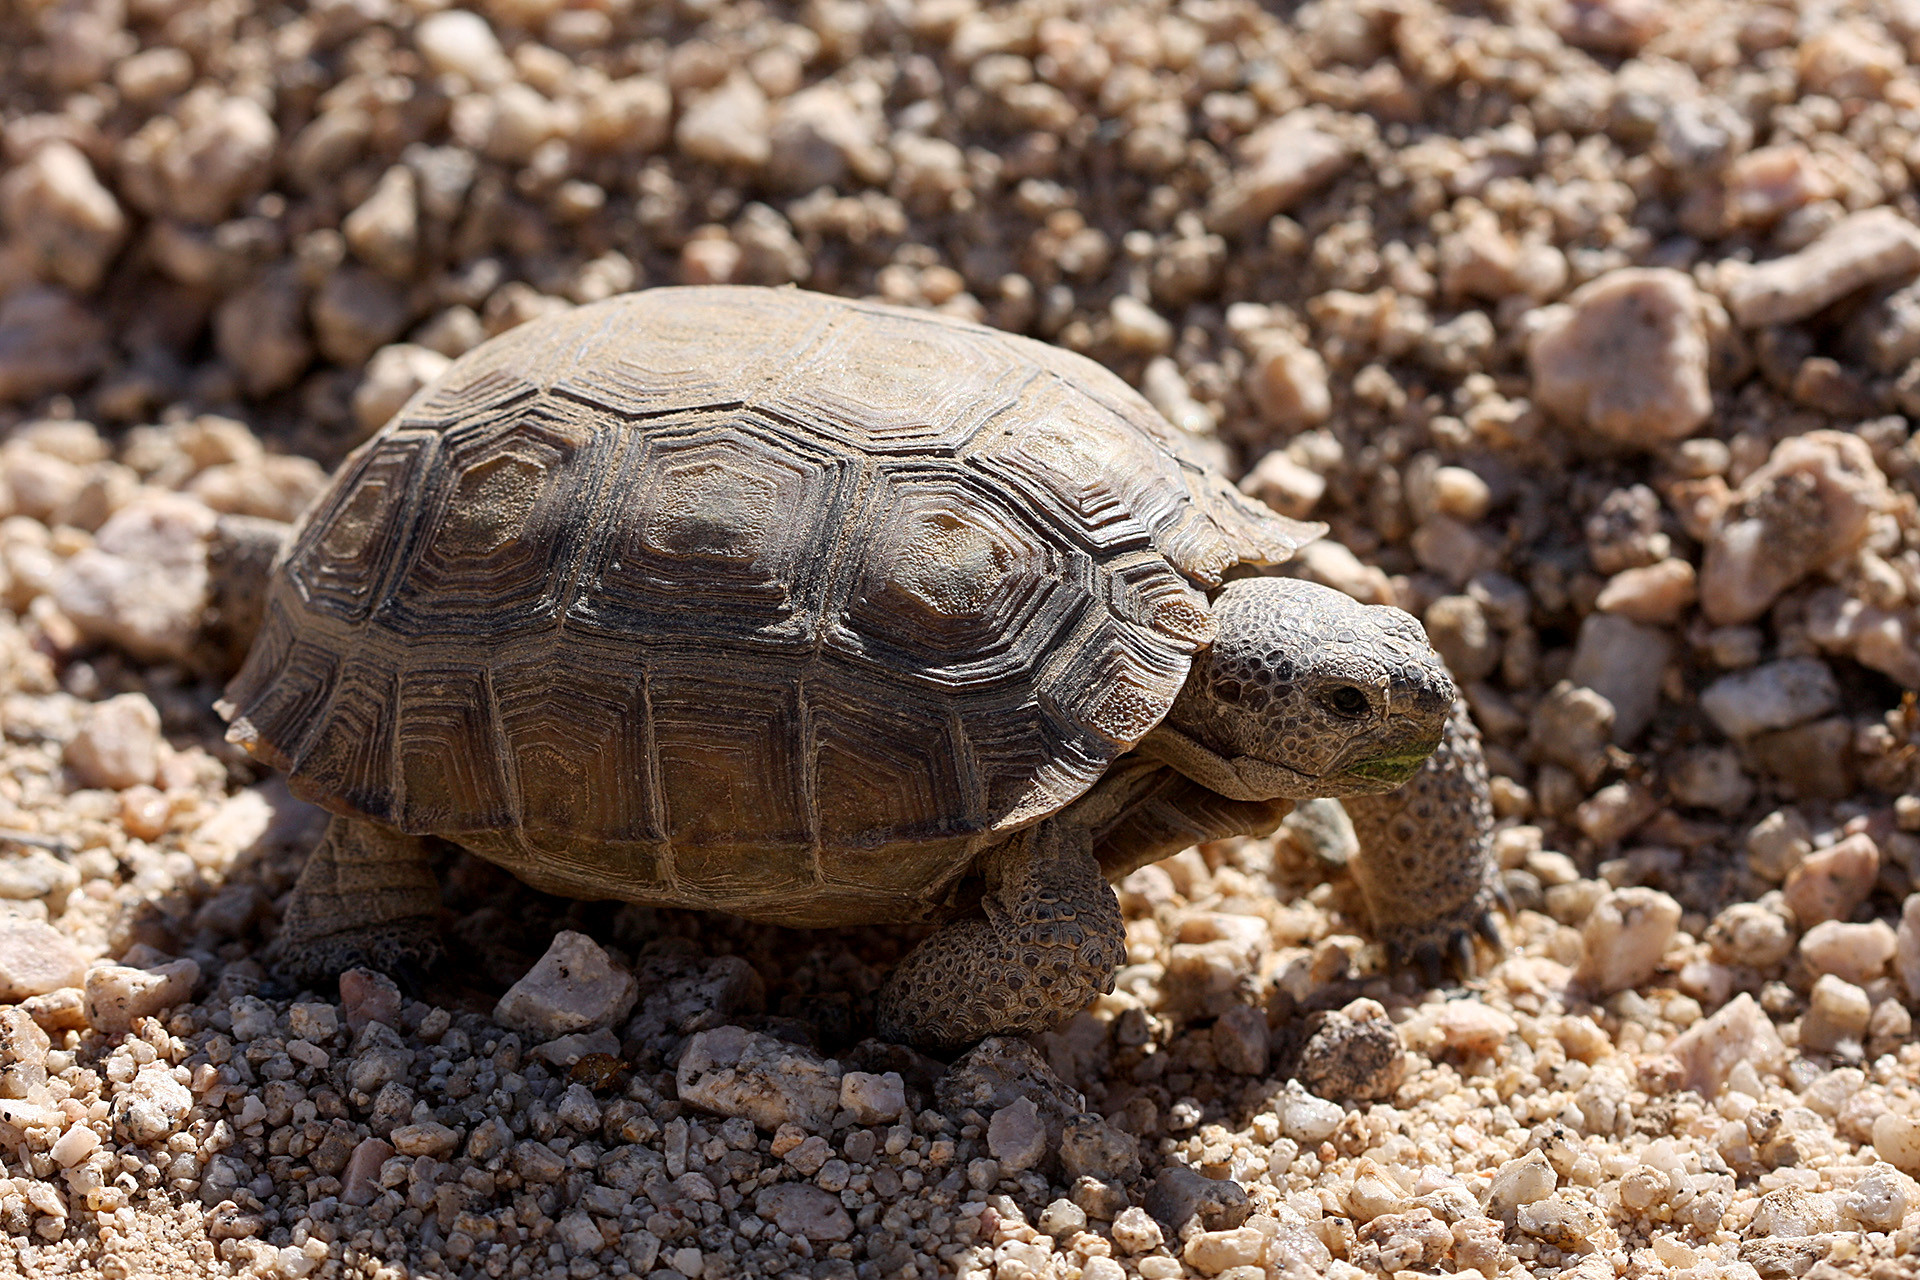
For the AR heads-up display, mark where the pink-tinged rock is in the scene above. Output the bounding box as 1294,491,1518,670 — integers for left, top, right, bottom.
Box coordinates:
1667,993,1786,1096
1700,431,1892,626
84,958,199,1035
341,1136,394,1206
1783,833,1878,928
339,968,403,1035
1798,920,1896,985
1725,208,1920,327
63,692,163,790
755,1183,853,1242
676,1026,842,1132
1574,887,1681,994
1205,117,1350,235
54,491,216,662
493,931,637,1038
1528,267,1712,449
0,918,86,1001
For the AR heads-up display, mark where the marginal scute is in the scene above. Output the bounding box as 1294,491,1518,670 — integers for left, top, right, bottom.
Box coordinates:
220,286,1317,923
392,663,513,832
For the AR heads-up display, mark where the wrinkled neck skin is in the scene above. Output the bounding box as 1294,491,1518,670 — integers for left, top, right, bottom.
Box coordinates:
1134,723,1316,802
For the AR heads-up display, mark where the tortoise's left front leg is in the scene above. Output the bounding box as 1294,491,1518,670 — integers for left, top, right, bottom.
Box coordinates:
1341,700,1503,980
875,819,1125,1049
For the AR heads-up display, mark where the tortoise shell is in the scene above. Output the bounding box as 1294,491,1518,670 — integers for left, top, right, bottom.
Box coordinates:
221,287,1318,925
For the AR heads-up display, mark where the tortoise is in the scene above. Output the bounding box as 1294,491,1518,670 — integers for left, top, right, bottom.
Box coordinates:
212,285,1497,1047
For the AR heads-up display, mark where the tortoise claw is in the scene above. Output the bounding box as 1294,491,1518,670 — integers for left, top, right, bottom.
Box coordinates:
1476,910,1505,949
1450,930,1477,977
388,955,431,1002
1412,942,1446,988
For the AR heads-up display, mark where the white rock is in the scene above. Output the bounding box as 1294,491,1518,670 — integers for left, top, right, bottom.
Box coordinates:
0,853,80,916
110,1062,193,1143
1701,431,1892,626
838,1071,905,1125
1240,450,1326,519
1575,887,1680,995
754,1183,853,1242
414,10,511,87
1873,1112,1920,1175
63,692,163,790
1725,207,1920,327
1568,613,1671,745
1699,658,1839,740
1844,1170,1909,1231
675,76,771,169
1527,268,1712,448
1800,973,1872,1054
0,141,128,291
0,918,84,1000
493,931,637,1038
1898,894,1920,1004
55,491,215,662
1484,1150,1555,1220
987,1096,1047,1171
1110,1205,1165,1254
1184,1227,1266,1275
675,1026,842,1132
1279,1090,1344,1143
351,343,450,438
85,958,200,1035
48,1122,99,1168
1667,993,1785,1095
1798,920,1896,985
1432,1000,1517,1056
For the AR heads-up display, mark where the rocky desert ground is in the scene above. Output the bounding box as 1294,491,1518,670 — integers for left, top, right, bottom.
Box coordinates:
3,0,1920,1277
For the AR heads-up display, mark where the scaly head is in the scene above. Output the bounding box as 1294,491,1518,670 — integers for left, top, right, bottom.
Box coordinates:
1140,577,1456,801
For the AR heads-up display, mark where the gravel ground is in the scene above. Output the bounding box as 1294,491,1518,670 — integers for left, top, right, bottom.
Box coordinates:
4,0,1920,1277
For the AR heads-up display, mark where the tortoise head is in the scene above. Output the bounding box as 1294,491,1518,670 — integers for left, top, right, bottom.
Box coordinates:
1140,577,1456,801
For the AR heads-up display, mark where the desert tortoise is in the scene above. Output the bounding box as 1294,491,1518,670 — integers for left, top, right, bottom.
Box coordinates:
215,285,1496,1046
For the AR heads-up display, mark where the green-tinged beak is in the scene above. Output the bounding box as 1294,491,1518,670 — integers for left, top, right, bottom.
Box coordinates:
1346,747,1433,787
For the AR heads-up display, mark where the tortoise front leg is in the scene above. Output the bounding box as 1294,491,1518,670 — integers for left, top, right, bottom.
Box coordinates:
271,815,444,987
1340,700,1503,979
875,819,1125,1049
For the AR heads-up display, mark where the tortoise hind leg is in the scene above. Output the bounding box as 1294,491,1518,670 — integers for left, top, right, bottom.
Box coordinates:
876,820,1125,1049
271,815,443,987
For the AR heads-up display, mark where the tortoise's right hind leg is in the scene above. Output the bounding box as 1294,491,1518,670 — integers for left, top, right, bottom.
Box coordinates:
271,815,443,988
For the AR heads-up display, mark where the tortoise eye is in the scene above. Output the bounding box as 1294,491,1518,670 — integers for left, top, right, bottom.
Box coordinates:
1323,685,1370,718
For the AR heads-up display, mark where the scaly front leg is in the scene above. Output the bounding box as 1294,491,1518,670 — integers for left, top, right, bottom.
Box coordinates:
875,819,1125,1049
